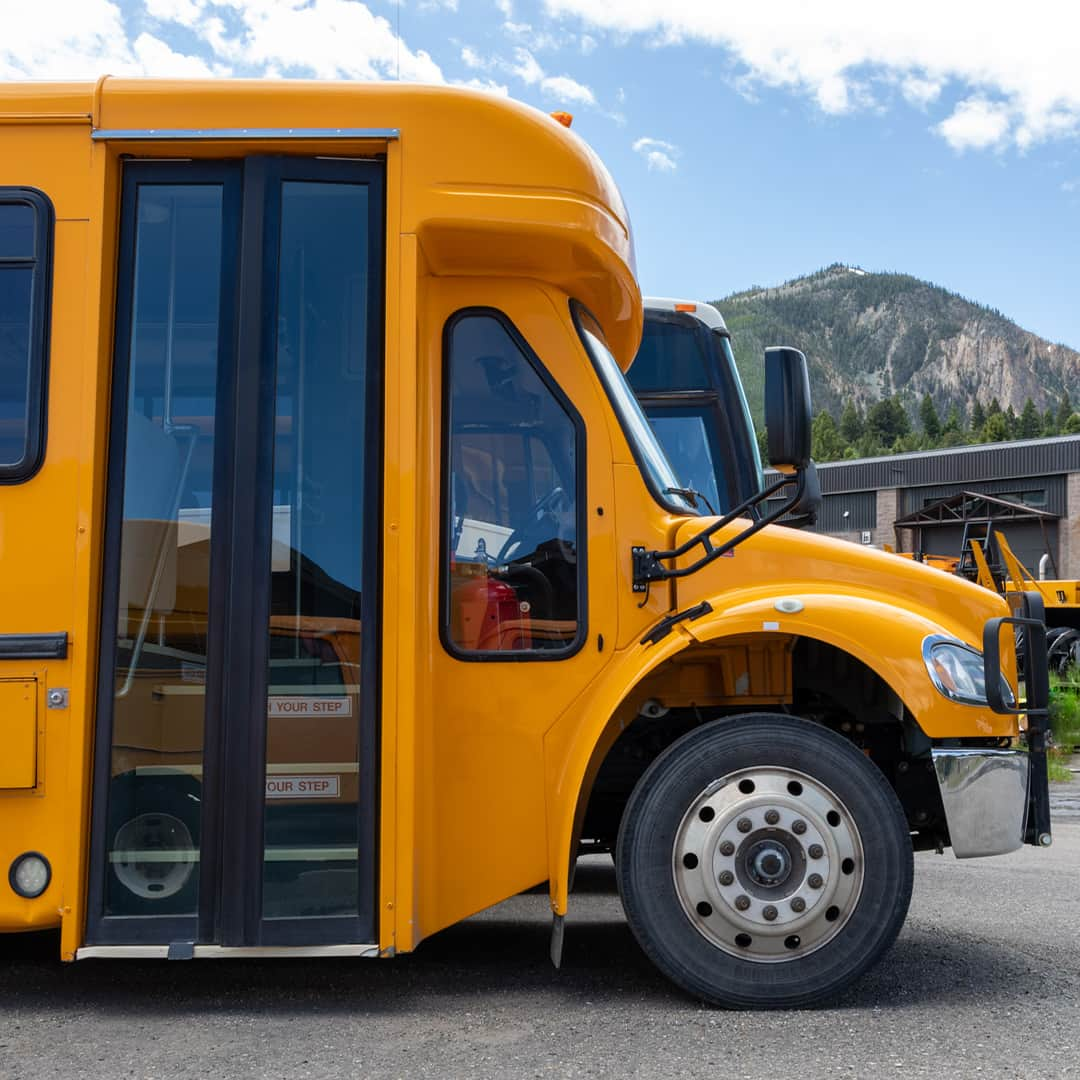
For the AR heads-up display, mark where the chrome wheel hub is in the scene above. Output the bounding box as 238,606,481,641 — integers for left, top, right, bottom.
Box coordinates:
672,767,864,962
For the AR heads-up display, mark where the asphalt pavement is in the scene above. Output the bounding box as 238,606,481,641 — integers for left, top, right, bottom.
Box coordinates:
2,776,1078,1080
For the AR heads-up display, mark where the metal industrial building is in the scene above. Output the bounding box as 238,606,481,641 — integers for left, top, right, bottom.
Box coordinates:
766,435,1080,579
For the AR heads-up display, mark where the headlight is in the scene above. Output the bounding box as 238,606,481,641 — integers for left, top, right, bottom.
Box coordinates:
9,852,51,898
923,637,1015,708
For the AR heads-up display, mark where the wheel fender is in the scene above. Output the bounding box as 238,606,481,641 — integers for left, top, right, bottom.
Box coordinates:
544,588,1002,919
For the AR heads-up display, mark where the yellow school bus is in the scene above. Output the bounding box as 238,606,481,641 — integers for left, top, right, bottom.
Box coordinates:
0,77,1050,1008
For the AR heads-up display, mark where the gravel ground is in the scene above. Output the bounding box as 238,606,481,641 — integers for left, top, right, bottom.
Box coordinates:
1,773,1078,1080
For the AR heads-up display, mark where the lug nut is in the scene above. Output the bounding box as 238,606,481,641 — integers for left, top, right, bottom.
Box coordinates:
734,894,751,911
808,844,823,859
808,873,823,889
790,897,806,913
718,870,734,886
764,809,780,825
719,840,735,856
762,905,778,922
737,817,752,833
792,819,807,835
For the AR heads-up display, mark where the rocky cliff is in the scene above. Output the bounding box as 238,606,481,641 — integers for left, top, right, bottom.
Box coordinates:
717,265,1080,422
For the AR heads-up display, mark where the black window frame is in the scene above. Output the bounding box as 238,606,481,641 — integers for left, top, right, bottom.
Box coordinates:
0,187,54,483
440,307,588,663
571,299,697,517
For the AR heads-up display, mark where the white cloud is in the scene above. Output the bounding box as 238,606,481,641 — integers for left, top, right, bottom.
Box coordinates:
901,75,943,109
1061,179,1077,193
539,73,594,106
0,0,215,79
456,41,595,106
508,46,595,106
511,46,545,85
1,0,444,83
543,0,1080,151
209,0,444,82
130,31,216,76
461,45,486,70
633,135,678,171
145,0,204,26
935,97,1011,152
456,77,510,96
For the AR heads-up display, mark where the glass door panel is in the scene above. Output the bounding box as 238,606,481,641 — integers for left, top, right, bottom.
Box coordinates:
262,180,370,920
104,181,227,917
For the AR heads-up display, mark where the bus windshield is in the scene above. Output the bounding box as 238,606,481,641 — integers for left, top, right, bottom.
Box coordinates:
628,306,764,515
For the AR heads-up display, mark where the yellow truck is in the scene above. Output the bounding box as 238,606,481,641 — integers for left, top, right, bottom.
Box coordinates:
0,77,1049,1008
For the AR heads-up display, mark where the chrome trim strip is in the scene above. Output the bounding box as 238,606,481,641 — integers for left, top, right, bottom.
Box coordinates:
91,128,400,141
932,748,1029,858
77,943,380,959
77,945,170,959
192,944,379,959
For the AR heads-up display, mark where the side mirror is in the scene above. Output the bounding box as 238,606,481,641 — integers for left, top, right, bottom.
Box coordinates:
765,346,811,470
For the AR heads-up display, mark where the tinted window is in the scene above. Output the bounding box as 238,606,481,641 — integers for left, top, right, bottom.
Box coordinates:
444,312,583,656
0,190,52,480
627,311,712,392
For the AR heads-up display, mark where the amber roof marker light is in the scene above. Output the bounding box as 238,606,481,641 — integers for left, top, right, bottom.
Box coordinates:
550,112,574,128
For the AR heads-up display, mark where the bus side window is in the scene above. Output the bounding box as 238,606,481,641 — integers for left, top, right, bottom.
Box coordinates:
0,189,53,482
442,310,585,658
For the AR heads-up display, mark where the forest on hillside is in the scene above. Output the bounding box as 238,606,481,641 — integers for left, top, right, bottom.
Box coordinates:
758,390,1080,465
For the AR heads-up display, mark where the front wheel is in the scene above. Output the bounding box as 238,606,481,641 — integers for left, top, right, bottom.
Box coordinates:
616,714,913,1008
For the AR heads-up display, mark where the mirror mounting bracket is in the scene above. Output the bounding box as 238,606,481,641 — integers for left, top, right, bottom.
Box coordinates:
631,466,808,590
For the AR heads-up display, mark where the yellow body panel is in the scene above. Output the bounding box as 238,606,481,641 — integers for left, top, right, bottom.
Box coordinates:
0,78,1023,954
0,680,39,790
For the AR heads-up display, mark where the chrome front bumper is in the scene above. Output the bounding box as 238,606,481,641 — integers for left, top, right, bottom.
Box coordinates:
932,748,1029,858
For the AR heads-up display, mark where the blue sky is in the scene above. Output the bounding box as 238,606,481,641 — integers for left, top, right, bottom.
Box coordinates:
5,0,1079,347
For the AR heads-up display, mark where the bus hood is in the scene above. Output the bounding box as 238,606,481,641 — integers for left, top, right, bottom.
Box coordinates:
669,516,1009,649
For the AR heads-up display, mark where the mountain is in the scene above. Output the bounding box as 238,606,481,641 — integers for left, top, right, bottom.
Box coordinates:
716,264,1080,424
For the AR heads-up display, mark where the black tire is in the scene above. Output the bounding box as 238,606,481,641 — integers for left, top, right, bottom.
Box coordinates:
616,713,913,1009
106,773,201,916
1047,628,1080,675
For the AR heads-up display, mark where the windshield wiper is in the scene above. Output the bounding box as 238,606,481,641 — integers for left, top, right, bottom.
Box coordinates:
664,486,716,516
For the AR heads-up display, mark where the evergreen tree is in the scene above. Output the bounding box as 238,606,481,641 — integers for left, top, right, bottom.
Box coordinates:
1018,398,1041,439
811,411,847,462
982,413,1009,442
970,398,987,433
943,404,963,434
987,397,1003,418
1064,412,1080,436
1043,407,1058,436
1057,391,1073,433
839,400,864,444
866,395,910,444
919,393,942,441
1004,404,1018,439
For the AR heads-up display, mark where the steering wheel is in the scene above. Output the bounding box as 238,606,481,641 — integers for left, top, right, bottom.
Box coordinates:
498,486,568,564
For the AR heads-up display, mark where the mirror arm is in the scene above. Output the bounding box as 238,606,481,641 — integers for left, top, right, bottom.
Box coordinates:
632,468,807,591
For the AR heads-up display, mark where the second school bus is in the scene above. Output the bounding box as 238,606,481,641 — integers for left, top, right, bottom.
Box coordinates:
0,77,1050,1008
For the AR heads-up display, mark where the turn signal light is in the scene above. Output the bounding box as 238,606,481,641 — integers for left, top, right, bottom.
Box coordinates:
550,112,573,128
